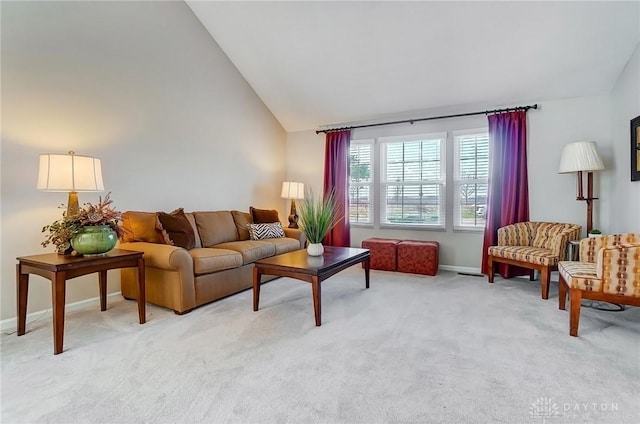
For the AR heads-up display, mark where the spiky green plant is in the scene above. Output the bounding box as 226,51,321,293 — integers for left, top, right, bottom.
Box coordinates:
297,188,342,244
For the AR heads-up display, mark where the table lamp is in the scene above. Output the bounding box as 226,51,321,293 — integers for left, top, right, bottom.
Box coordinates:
558,141,605,233
281,181,305,228
37,151,104,217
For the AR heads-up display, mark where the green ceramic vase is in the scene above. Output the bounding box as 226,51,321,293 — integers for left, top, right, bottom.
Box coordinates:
71,225,117,255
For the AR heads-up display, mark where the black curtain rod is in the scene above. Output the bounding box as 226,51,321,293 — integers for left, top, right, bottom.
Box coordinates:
315,104,538,134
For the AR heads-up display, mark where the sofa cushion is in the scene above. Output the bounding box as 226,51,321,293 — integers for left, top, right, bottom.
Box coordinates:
214,240,276,265
488,245,558,266
532,222,561,249
248,222,285,240
193,211,238,247
250,206,280,224
258,237,301,254
189,248,243,275
184,213,202,248
156,208,196,250
120,211,164,243
497,222,534,246
231,210,252,241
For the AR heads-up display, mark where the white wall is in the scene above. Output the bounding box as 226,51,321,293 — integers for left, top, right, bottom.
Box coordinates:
610,43,640,232
288,95,613,271
1,1,287,321
528,96,612,233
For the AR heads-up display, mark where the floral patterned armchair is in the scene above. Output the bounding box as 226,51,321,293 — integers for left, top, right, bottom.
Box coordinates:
558,233,640,336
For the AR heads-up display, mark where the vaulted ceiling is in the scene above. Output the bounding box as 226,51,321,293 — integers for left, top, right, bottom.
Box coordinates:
187,1,640,132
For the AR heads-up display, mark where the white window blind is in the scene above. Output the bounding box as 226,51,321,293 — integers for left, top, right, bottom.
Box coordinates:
380,133,446,228
349,140,373,224
453,129,489,230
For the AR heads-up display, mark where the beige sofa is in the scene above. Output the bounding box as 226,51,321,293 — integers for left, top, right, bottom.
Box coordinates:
118,209,306,314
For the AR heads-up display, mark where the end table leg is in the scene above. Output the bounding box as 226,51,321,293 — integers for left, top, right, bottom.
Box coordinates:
253,266,261,311
16,264,29,336
99,270,107,311
52,273,66,355
312,276,321,326
364,256,370,289
137,257,146,324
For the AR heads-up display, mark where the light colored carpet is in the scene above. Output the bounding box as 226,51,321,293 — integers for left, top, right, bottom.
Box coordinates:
1,268,639,424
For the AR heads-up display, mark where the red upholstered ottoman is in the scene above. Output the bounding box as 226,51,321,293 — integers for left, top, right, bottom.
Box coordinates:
361,238,401,271
397,240,439,276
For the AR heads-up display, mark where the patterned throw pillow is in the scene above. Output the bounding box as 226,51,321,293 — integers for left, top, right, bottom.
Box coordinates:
247,222,285,240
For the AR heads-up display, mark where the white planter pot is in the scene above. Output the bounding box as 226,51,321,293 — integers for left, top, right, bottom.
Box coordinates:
307,243,324,256
588,233,602,238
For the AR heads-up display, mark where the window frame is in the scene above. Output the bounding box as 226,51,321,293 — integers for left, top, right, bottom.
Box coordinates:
452,128,489,232
348,139,375,226
379,132,447,230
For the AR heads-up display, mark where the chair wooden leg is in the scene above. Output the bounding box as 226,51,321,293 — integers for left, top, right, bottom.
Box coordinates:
569,288,582,337
558,274,567,310
529,270,535,281
540,267,550,300
487,256,495,283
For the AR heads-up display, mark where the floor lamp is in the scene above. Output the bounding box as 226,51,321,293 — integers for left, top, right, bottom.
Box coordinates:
558,141,605,234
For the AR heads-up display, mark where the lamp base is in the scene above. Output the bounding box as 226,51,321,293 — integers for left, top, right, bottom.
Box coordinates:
288,200,299,229
288,215,299,229
67,191,80,217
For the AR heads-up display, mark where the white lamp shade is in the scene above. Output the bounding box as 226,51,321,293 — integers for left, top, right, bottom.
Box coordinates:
37,153,104,192
558,141,605,173
280,181,305,199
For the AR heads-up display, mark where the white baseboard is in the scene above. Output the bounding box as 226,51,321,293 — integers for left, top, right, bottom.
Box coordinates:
1,292,122,333
439,265,482,275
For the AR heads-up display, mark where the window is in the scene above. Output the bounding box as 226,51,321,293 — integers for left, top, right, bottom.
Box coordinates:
349,140,373,224
453,130,489,230
380,133,446,228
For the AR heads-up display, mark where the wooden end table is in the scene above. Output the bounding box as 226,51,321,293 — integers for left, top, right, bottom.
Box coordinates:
16,248,146,354
253,246,370,326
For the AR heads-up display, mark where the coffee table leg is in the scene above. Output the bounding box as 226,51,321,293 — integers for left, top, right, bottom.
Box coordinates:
52,272,66,355
253,266,261,311
137,257,146,324
16,264,29,336
312,276,321,326
99,270,107,311
364,256,370,289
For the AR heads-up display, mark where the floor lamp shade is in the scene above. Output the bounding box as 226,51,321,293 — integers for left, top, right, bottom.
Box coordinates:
558,141,605,233
37,152,104,216
558,141,605,174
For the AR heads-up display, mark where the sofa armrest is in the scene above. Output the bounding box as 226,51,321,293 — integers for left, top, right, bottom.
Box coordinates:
119,242,193,271
119,241,196,313
597,243,640,289
549,226,581,261
283,228,307,249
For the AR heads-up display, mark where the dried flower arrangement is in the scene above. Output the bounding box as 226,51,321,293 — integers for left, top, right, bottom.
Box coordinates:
42,192,123,253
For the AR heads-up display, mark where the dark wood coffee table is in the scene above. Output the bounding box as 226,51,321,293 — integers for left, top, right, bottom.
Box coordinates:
253,246,370,326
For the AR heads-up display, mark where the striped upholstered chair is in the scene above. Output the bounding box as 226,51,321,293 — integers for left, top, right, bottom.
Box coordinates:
487,222,582,299
558,233,640,336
